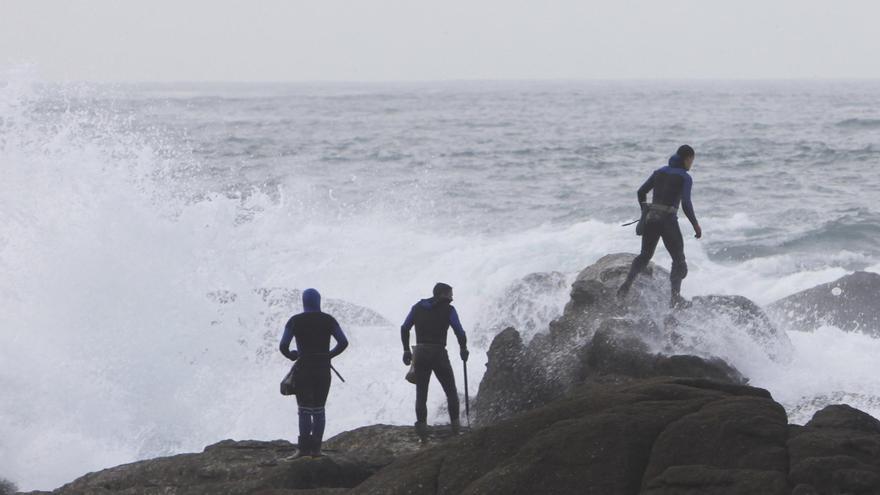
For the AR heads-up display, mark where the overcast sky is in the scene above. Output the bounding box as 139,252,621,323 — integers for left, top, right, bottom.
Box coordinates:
1,0,878,82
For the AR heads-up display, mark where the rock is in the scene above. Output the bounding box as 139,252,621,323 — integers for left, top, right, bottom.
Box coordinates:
787,391,880,426
349,378,793,495
34,426,444,495
768,271,880,335
473,328,561,426
788,404,880,494
27,382,880,495
581,320,746,384
474,254,779,423
806,404,880,433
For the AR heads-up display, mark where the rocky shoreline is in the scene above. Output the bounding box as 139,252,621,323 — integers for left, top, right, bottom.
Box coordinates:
19,254,880,495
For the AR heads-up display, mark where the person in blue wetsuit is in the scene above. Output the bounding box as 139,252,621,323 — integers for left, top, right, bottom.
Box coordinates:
401,283,469,440
618,145,703,307
280,288,349,458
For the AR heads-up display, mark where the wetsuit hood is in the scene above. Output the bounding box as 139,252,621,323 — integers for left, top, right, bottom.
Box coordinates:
668,154,686,169
302,288,321,313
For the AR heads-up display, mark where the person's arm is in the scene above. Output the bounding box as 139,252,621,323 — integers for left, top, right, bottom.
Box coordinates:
400,306,415,353
449,307,469,361
329,320,348,359
449,307,467,348
279,318,298,362
637,172,656,206
681,174,700,236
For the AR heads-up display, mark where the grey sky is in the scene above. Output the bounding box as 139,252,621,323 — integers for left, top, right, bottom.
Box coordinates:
1,0,878,82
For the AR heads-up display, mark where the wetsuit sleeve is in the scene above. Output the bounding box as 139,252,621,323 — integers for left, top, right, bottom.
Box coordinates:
400,306,415,352
449,307,467,348
279,318,298,361
681,174,698,226
637,171,656,205
329,319,349,359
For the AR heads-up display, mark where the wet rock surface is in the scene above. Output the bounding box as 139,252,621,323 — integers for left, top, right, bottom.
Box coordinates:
474,253,778,425
768,271,880,336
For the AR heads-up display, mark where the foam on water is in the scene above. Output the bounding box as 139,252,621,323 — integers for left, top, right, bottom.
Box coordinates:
1,76,879,490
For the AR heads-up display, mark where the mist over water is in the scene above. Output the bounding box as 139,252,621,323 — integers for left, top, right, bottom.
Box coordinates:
1,75,879,490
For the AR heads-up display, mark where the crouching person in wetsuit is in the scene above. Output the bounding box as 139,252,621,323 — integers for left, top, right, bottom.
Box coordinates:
401,283,469,441
280,288,349,458
618,145,703,307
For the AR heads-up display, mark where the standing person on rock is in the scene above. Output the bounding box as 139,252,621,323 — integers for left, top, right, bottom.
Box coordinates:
400,283,469,442
618,145,703,307
280,288,349,458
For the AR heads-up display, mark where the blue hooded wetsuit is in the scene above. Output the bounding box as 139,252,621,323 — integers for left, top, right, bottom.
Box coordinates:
623,154,700,298
279,288,348,450
400,297,467,425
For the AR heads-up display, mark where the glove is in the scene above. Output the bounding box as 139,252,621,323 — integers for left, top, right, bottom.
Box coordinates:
287,350,299,362
403,350,412,366
693,224,703,239
460,347,469,362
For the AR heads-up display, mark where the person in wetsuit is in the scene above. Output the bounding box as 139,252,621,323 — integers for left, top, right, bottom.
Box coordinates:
280,288,349,458
618,145,703,307
401,283,469,440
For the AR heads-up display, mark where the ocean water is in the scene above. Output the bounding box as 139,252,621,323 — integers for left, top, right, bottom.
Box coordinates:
1,73,879,490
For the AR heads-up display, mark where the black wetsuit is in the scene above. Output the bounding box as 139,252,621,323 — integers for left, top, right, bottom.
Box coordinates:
623,154,699,298
279,289,348,450
401,298,467,424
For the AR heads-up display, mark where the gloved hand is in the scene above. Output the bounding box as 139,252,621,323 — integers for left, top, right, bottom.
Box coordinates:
403,350,412,366
693,224,703,239
460,346,469,362
287,350,299,362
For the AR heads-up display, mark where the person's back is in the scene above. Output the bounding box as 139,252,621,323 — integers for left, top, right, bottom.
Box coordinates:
618,145,703,307
279,288,348,458
400,283,469,441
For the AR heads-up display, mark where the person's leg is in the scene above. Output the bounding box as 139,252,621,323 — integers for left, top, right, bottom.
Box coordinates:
660,218,688,305
295,369,316,457
413,349,433,440
309,369,332,456
433,351,461,432
619,218,663,296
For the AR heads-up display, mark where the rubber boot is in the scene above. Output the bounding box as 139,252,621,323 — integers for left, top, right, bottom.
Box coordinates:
450,419,461,435
669,278,690,309
415,421,429,442
294,436,312,459
310,436,324,458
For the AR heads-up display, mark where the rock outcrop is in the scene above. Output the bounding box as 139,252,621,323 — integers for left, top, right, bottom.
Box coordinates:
24,426,454,495
352,379,788,495
788,404,880,494
29,380,880,495
474,253,787,425
768,271,880,336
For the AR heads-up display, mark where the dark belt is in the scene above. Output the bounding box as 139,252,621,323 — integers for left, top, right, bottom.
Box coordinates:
648,203,678,214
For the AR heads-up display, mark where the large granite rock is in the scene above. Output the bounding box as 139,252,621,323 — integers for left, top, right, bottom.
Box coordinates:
768,271,880,336
351,378,792,495
788,404,880,494
25,426,452,495
24,385,880,495
474,254,786,425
